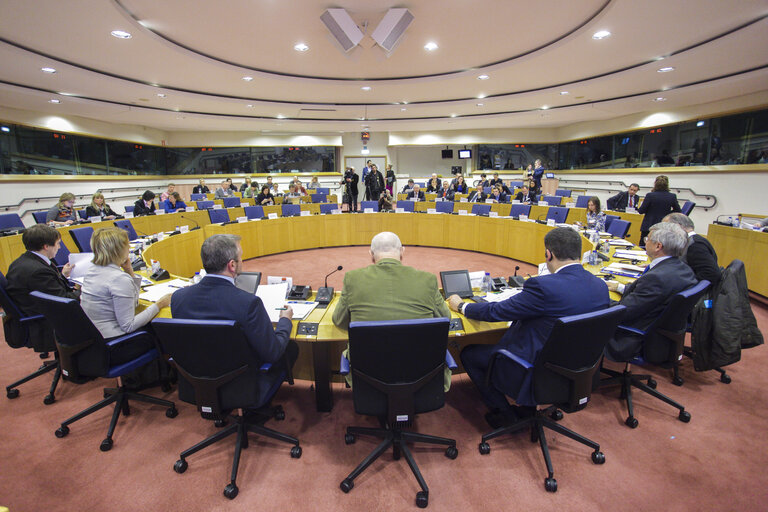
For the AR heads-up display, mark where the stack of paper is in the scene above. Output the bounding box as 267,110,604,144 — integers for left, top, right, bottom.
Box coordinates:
479,288,524,303
602,262,646,277
139,279,190,302
607,239,634,246
613,249,648,261
255,283,318,322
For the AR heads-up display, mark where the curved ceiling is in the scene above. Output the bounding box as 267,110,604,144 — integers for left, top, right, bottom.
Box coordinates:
0,0,766,133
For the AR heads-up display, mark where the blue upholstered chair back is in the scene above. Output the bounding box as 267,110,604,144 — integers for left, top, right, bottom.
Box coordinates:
32,211,48,224
360,201,379,212
190,193,207,201
398,201,415,212
69,226,94,252
243,205,264,219
222,197,240,208
196,200,214,210
208,209,230,224
546,207,568,223
0,213,24,230
471,204,491,215
320,203,339,214
114,219,138,241
681,201,695,216
435,201,454,214
607,219,631,238
575,195,591,208
509,204,531,218
281,204,302,217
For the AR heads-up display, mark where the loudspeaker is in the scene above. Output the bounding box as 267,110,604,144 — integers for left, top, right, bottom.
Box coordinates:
371,8,414,52
320,9,364,52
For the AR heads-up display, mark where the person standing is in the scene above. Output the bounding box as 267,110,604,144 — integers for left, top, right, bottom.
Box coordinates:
362,160,373,200
637,175,681,245
366,164,385,204
385,164,396,195
341,166,359,213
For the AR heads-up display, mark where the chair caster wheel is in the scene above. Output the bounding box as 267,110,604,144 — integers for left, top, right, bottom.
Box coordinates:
592,451,605,464
6,388,19,399
43,394,55,405
344,433,356,445
223,483,238,500
721,374,731,384
214,419,228,428
274,408,285,421
174,459,188,473
672,376,684,386
55,425,70,438
478,442,490,455
100,438,113,452
550,409,563,421
40,352,49,359
340,479,354,493
647,378,657,389
416,490,429,508
544,477,558,492
678,410,691,423
166,407,178,418
625,417,639,429
290,445,302,458
445,446,458,459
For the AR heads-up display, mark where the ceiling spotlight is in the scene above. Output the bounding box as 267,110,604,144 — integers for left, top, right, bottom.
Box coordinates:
657,66,675,73
1,126,10,132
157,93,166,98
402,101,409,105
541,105,549,110
592,30,611,40
560,91,569,95
696,120,705,127
450,114,457,118
477,74,489,80
361,86,372,91
294,43,309,52
401,108,407,111
653,97,667,102
424,41,438,51
276,114,285,119
477,94,486,99
246,104,254,108
476,103,484,107
242,76,253,82
58,92,76,96
49,99,61,104
41,67,57,74
110,30,132,39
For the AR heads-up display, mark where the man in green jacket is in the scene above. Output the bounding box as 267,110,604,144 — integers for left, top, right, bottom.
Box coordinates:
332,231,452,389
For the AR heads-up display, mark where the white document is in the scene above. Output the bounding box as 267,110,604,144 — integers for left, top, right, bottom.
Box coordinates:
547,219,556,227
68,252,94,280
179,225,190,233
155,209,166,215
565,202,576,208
480,288,524,303
489,212,498,217
364,208,374,213
88,216,101,223
267,276,293,288
185,206,195,212
285,300,318,320
237,216,248,223
256,283,290,322
613,250,648,261
300,210,311,216
458,209,468,216
139,280,188,302
608,239,634,246
537,262,551,276
213,204,223,209
603,262,645,274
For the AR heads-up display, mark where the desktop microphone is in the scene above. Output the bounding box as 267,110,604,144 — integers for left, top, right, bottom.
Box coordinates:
713,215,735,226
324,265,343,288
179,215,201,230
316,265,343,305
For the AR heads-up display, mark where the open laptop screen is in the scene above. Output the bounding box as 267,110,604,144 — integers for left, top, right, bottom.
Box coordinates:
235,272,262,294
440,270,474,299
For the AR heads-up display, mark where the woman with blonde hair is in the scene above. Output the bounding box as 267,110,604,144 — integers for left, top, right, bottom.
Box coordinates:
45,192,77,226
85,193,118,220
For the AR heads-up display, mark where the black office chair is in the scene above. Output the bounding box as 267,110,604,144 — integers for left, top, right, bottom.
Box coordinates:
152,318,300,500
0,271,61,404
601,280,710,428
339,318,458,509
478,305,625,493
30,291,177,451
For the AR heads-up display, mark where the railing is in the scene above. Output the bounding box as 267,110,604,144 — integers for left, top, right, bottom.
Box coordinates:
558,178,717,210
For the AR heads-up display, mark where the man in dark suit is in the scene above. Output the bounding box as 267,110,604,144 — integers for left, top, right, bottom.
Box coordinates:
406,184,426,201
664,213,720,287
341,166,359,213
171,234,297,405
606,222,698,361
489,172,503,187
513,185,533,204
366,164,385,202
449,228,610,427
606,183,641,211
5,225,80,350
468,184,487,203
192,179,210,194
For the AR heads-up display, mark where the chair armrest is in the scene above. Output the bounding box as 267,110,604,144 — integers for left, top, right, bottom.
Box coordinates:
485,348,533,387
19,314,45,323
339,354,350,375
445,350,458,371
105,330,152,347
616,325,645,336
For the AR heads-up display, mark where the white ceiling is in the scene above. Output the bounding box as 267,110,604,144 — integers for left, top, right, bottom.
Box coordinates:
0,0,767,134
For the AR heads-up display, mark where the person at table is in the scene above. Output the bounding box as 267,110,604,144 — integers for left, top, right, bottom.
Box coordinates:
239,177,252,193
584,196,607,232
448,227,610,427
5,225,81,349
80,227,172,364
513,185,533,204
242,180,259,198
160,183,175,202
468,184,486,203
637,175,680,245
226,178,238,193
133,190,156,216
193,179,210,195
162,192,187,213
85,193,118,220
406,184,425,201
46,192,77,226
309,176,320,189
605,222,697,361
272,183,283,197
426,176,442,194
664,213,721,286
453,174,469,194
172,234,297,402
256,185,275,206
385,164,396,195
332,231,451,389
401,179,415,194
489,185,507,203
477,173,490,188
441,180,452,199
341,166,359,213
214,180,233,199
490,172,503,187
284,184,301,200
378,189,394,211
607,183,641,211
292,178,308,196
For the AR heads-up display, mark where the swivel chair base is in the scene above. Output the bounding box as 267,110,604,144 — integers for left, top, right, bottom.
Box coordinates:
682,347,732,384
340,422,458,508
173,405,301,500
6,356,61,405
478,405,604,493
601,364,691,428
54,384,177,450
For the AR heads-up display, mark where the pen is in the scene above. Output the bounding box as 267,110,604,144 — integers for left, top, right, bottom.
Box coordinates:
275,307,288,310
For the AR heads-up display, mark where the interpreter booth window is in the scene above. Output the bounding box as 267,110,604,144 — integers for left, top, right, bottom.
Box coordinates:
73,135,108,173
558,135,613,169
8,125,76,174
107,141,164,175
477,144,558,170
251,146,335,174
714,110,768,165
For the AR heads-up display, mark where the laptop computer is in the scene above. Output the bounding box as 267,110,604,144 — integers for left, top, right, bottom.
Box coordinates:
439,270,485,302
235,271,262,294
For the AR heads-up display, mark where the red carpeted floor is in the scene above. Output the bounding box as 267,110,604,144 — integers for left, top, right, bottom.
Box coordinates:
1,246,767,511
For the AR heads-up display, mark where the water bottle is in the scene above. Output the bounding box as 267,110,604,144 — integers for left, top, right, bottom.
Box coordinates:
589,249,598,266
192,272,200,284
480,272,491,294
733,217,741,228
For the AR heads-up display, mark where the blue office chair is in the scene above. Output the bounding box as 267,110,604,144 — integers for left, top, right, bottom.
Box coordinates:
244,205,264,220
681,201,695,216
541,195,562,206
320,203,339,214
607,219,631,238
360,201,379,212
222,197,240,208
77,209,88,220
196,200,214,209
0,213,25,231
398,201,415,212
483,186,493,195
190,193,207,201
208,209,230,224
281,204,302,217
114,219,138,241
124,205,134,214
436,201,454,214
52,241,71,268
508,204,530,219
152,318,300,500
0,271,61,404
69,226,94,252
508,181,523,189
575,196,591,208
316,187,330,195
546,207,568,224
600,281,710,428
471,204,492,216
555,189,572,197
30,291,177,451
32,211,48,224
311,193,327,203
604,214,620,231
339,318,457,508
479,305,625,492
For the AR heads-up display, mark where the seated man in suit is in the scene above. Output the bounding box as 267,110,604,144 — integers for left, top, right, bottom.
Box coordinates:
489,184,507,203
401,179,415,194
448,227,610,427
332,232,452,389
214,180,233,199
605,222,698,361
664,213,720,287
489,172,503,187
171,234,298,404
513,185,534,204
193,179,210,195
5,224,81,349
468,184,487,203
406,184,426,201
606,183,640,211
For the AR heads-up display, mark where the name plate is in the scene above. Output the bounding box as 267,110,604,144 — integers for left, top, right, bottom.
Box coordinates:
331,209,341,214
155,209,166,215
626,207,637,214
213,204,223,209
124,212,134,218
237,216,248,223
427,208,437,214
186,206,195,212
538,201,548,207
485,199,494,204
519,214,528,221
460,198,468,202
395,207,405,213
300,210,310,216
489,211,498,217
458,209,468,216
179,225,189,233
547,219,556,227
239,203,245,208
511,200,521,204
565,202,576,208
88,216,101,223
268,213,278,219
364,208,374,213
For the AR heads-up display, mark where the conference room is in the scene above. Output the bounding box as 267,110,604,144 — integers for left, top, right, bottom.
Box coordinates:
1,1,767,510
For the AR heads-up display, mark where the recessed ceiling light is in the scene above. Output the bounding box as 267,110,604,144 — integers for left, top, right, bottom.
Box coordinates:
157,93,166,98
696,121,705,127
560,91,569,95
110,30,132,39
541,105,549,110
294,43,309,52
242,76,253,82
653,97,667,102
477,94,486,99
477,74,489,80
401,108,407,111
276,114,285,119
424,41,438,51
361,86,371,91
592,30,611,40
49,99,60,104
1,126,10,132
450,114,457,118
657,66,675,73
58,92,76,96
476,103,484,107
246,104,254,108
41,67,56,74
402,101,408,105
